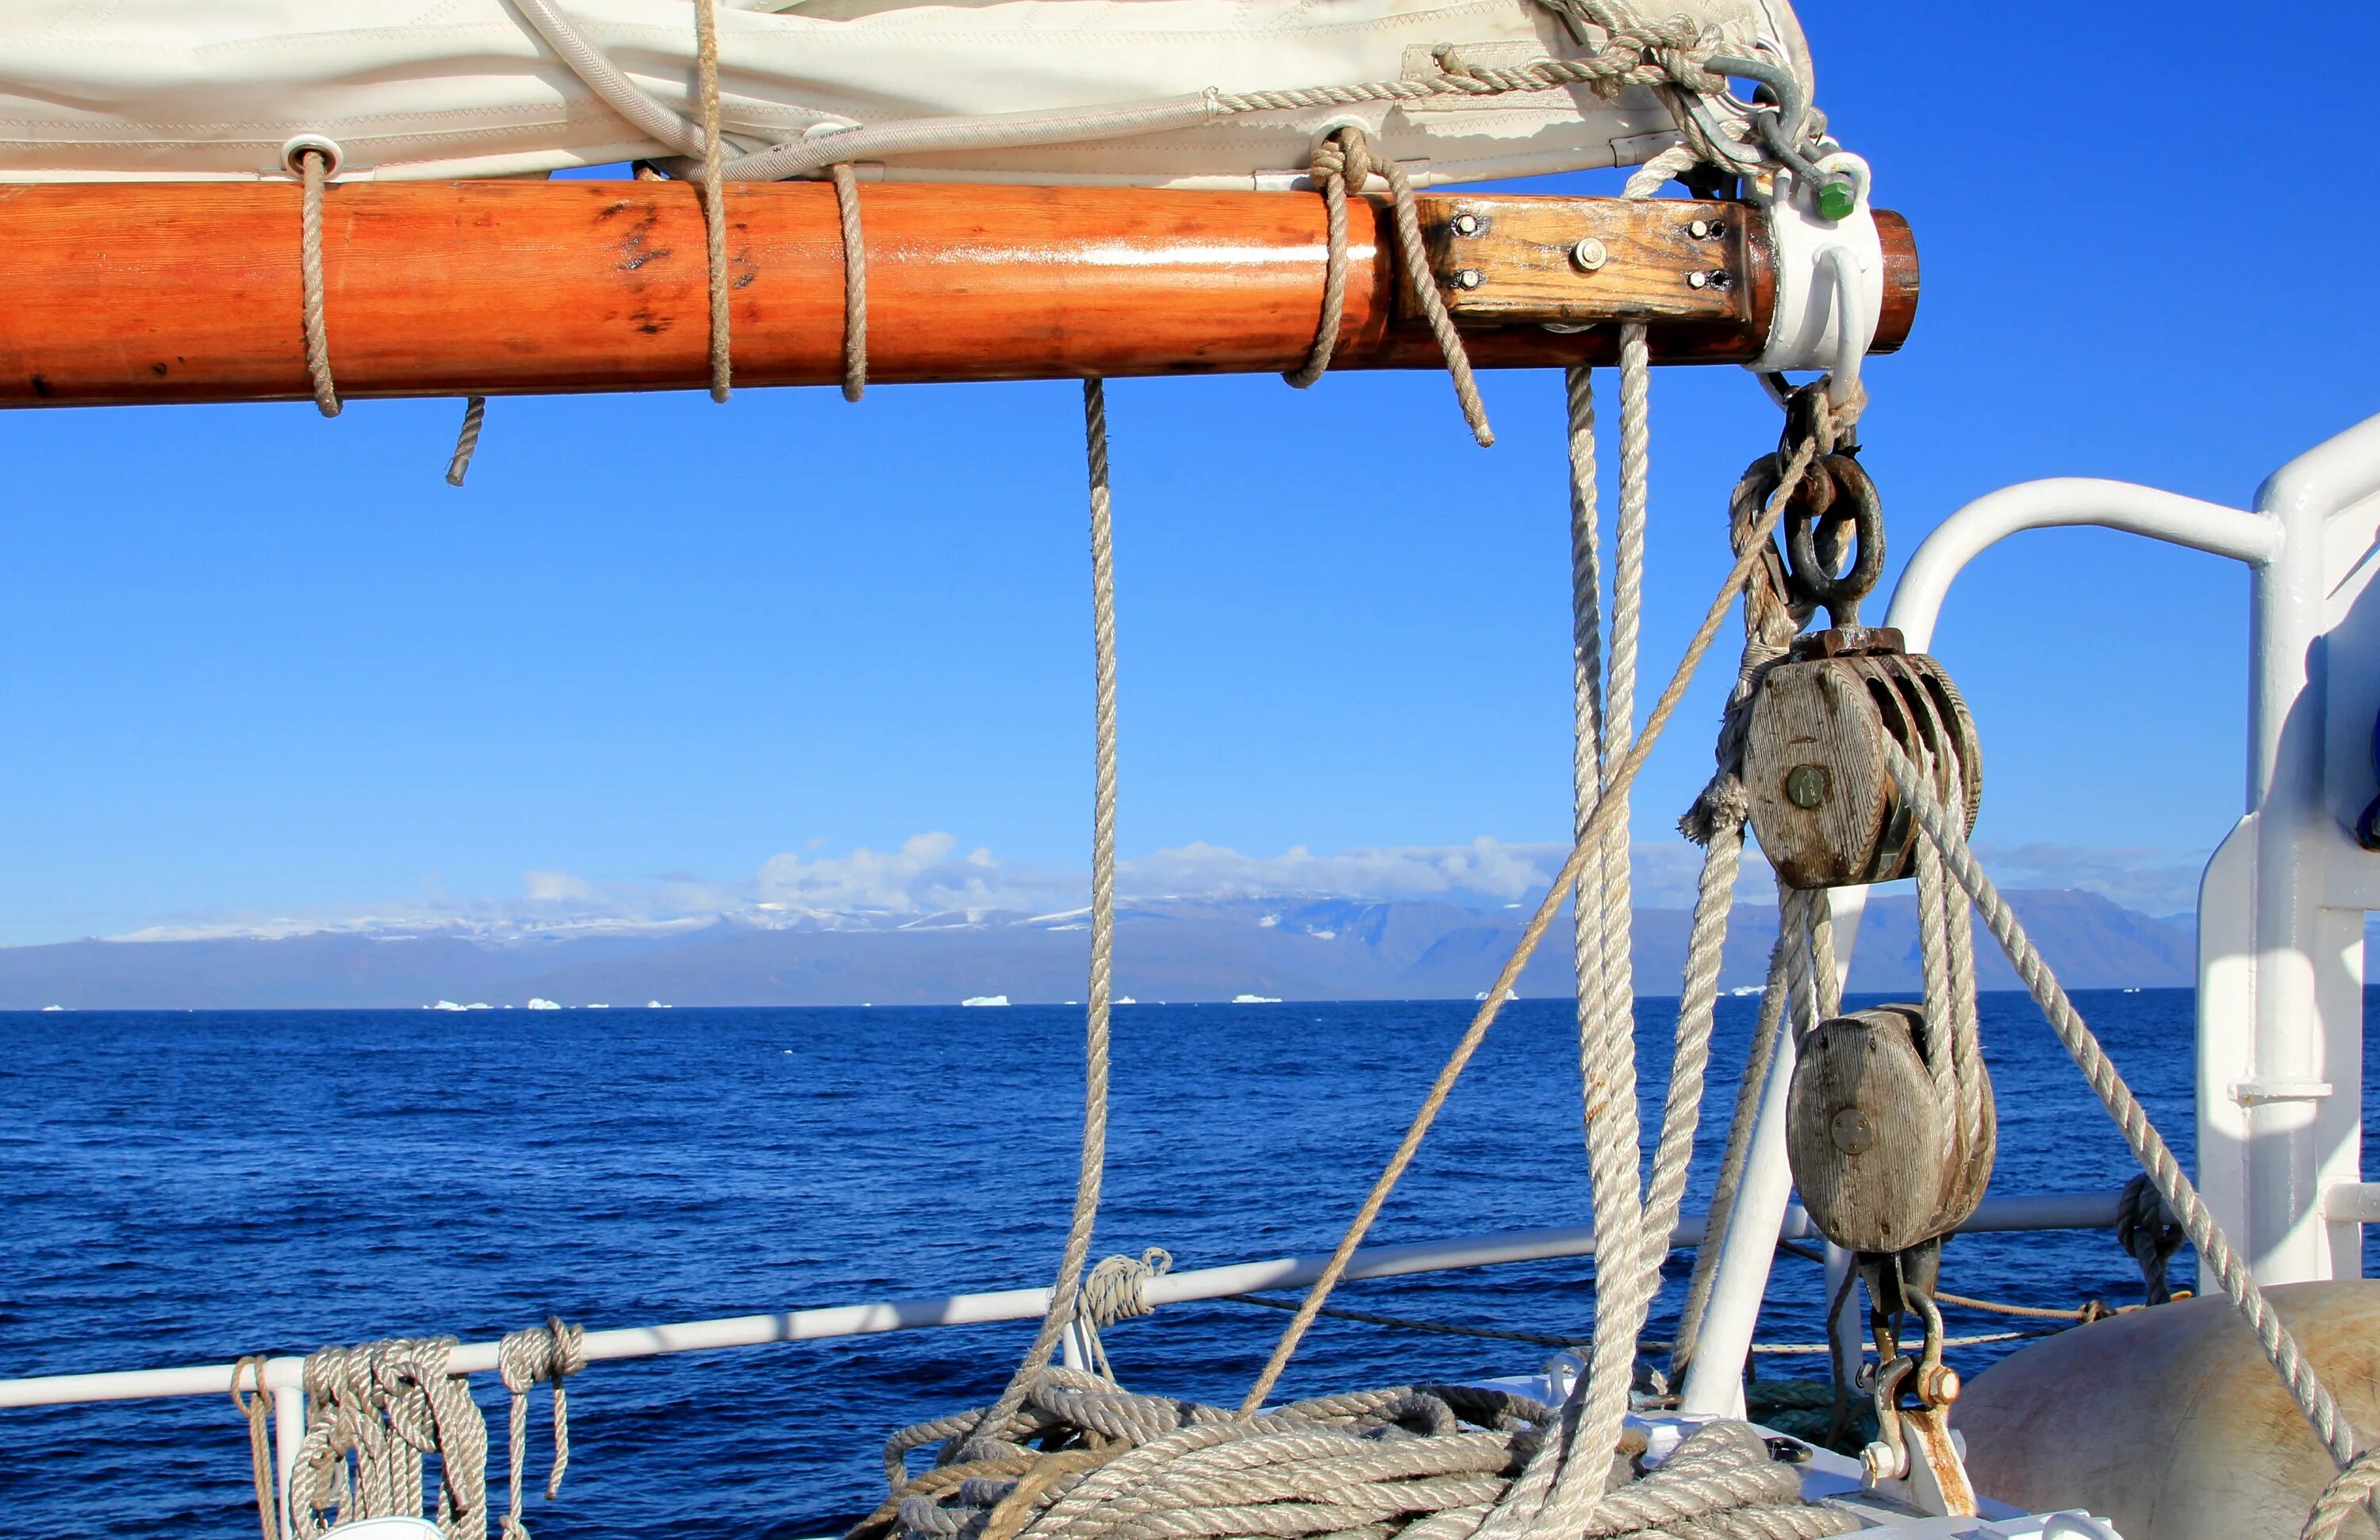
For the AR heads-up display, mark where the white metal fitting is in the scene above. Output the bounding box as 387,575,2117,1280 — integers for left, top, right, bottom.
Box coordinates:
279,134,344,178
1749,151,1882,375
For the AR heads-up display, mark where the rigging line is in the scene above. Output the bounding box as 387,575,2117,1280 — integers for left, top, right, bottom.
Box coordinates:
831,163,868,402
1881,735,2367,1477
963,378,1120,1452
696,0,731,402
296,148,340,418
231,1357,277,1540
1282,129,1354,390
445,396,488,487
1234,411,1841,1420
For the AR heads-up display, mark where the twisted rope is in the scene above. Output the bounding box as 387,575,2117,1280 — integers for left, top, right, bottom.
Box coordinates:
695,0,731,402
296,149,340,418
446,396,489,487
497,1319,586,1540
2304,1451,2380,1540
1077,1250,1173,1382
831,162,869,402
967,378,1123,1453
1283,130,1357,390
1668,935,1791,1377
232,1355,278,1540
864,1372,1840,1540
1880,736,2363,1474
290,1338,490,1540
1237,392,1844,1419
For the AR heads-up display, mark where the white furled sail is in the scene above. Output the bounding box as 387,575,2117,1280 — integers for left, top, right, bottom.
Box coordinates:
0,0,1810,186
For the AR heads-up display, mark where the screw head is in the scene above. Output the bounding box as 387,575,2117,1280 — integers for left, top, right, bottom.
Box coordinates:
1571,237,1608,272
1452,212,1481,236
1830,1107,1876,1155
1454,268,1483,290
1861,1442,1900,1484
1685,271,1708,290
1687,219,1710,239
1818,179,1858,221
1922,1365,1963,1404
1784,762,1830,808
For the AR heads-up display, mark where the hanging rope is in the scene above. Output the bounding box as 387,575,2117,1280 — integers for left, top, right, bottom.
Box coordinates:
497,1319,586,1540
694,0,731,402
288,1338,491,1540
295,148,340,418
962,378,1123,1456
446,396,489,487
1273,126,1489,442
831,162,869,401
1284,130,1357,390
232,1355,280,1540
1879,735,2370,1483
1236,386,1848,1419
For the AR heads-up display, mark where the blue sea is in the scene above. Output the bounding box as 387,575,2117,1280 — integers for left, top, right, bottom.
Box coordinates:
2,990,2358,1538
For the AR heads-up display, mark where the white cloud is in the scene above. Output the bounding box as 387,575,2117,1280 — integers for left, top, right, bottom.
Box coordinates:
91,830,2206,943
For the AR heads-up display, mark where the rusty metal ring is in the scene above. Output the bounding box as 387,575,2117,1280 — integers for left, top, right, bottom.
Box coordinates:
1783,452,1884,628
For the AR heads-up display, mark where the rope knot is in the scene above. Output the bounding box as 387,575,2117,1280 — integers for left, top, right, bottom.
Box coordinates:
499,1316,587,1539
2116,1173,2186,1305
1080,1248,1173,1331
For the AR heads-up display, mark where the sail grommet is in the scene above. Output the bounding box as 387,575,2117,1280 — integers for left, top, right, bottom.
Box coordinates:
278,134,343,179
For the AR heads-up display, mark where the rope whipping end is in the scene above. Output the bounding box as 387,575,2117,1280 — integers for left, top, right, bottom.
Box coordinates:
446,396,488,486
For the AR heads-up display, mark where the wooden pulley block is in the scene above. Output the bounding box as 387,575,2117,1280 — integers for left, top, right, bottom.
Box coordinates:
1786,1004,1998,1254
1741,627,1983,891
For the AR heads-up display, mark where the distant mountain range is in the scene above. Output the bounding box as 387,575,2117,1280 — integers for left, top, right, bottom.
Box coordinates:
0,889,2194,1009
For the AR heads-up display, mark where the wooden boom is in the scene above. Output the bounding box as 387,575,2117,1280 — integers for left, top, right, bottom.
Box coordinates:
0,179,1915,408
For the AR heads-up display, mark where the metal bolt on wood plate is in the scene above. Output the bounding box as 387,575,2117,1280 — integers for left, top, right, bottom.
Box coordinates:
1785,763,1829,808
1451,212,1481,236
1685,271,1708,290
1455,269,1483,290
1570,237,1607,271
1687,219,1710,238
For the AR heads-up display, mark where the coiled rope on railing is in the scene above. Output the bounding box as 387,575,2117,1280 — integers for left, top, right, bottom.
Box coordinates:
289,1337,490,1540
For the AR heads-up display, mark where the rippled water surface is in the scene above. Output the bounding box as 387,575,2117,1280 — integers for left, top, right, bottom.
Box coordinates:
3,989,2348,1538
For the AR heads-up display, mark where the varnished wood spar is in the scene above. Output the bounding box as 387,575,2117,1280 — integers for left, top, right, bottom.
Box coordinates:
0,179,1917,408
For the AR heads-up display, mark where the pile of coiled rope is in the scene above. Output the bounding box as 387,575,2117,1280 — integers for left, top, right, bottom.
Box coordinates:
852,1368,1852,1540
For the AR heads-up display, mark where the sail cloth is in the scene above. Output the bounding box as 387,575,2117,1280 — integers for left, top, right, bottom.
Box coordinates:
0,0,1808,187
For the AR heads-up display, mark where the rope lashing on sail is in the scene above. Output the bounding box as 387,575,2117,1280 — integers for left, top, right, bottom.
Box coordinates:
289,1337,491,1540
232,1355,279,1540
1281,132,1355,390
294,146,340,418
1278,123,1487,444
959,377,1124,1461
1877,735,2380,1515
1275,126,1489,442
831,162,869,402
512,0,1778,188
497,1318,587,1540
858,1370,1847,1540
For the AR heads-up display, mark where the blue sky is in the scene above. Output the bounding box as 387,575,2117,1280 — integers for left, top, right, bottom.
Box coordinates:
0,1,2368,943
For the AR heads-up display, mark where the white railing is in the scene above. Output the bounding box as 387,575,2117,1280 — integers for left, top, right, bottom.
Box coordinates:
0,1188,2124,1536
0,1190,2121,1411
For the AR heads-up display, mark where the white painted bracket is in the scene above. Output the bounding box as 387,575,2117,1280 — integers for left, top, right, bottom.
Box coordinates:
1751,152,1881,375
